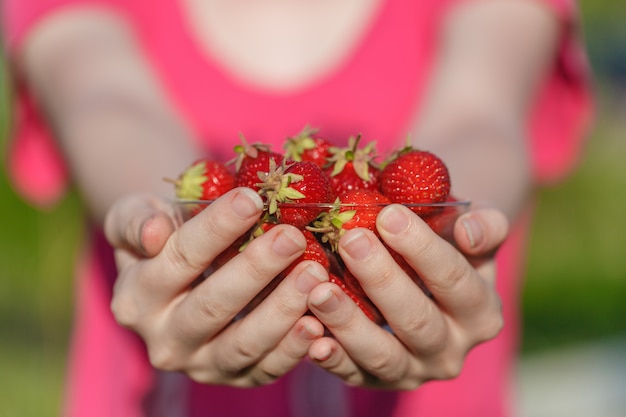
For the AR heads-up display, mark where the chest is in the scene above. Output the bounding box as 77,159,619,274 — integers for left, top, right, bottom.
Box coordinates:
180,0,383,91
135,0,438,155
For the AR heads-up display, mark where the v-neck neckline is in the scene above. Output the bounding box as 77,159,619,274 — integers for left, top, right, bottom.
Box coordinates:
168,0,391,98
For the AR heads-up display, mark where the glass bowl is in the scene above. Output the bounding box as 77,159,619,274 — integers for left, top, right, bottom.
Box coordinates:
174,199,470,240
173,199,470,323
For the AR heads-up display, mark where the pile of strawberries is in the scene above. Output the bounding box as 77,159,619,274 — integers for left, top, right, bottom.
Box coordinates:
169,126,461,323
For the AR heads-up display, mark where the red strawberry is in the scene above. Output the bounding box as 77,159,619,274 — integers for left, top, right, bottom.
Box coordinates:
283,126,334,168
257,160,334,227
307,190,390,251
336,189,390,233
324,135,381,196
167,159,236,216
380,146,450,216
230,135,284,191
422,196,464,241
283,230,331,276
170,159,235,200
329,273,384,324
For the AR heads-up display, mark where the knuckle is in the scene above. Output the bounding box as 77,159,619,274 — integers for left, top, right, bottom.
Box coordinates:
215,342,263,378
479,311,505,342
238,252,275,285
467,295,505,344
367,264,396,292
403,310,430,335
110,277,141,328
401,379,422,391
251,369,281,386
164,237,205,273
147,344,182,372
342,369,366,386
272,295,304,319
364,354,401,382
419,330,448,356
231,339,263,365
195,296,229,323
432,259,470,294
110,295,138,328
187,368,220,385
239,235,290,280
410,228,439,258
429,355,464,381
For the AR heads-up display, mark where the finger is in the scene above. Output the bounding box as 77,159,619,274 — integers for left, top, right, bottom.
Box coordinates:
167,224,307,350
307,282,414,385
336,228,448,355
207,261,328,377
180,261,323,385
377,204,500,325
247,316,325,386
113,248,141,274
141,187,264,293
454,208,509,259
309,337,366,386
104,193,177,257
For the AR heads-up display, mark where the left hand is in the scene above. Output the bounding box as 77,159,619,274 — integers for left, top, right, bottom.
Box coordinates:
305,204,508,389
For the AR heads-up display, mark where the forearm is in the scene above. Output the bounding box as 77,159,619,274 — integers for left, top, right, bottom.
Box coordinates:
19,8,200,224
413,0,560,221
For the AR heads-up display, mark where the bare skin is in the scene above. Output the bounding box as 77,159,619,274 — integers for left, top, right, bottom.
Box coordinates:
17,0,558,389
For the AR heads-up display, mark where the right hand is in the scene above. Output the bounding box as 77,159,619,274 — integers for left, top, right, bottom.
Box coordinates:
104,188,328,386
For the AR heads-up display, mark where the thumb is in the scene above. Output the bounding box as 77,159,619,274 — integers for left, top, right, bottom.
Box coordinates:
453,207,509,258
104,193,178,258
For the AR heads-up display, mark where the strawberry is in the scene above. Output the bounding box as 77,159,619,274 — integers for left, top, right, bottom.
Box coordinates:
283,126,334,168
422,196,462,241
336,189,390,233
170,159,235,200
230,135,284,191
324,135,381,196
283,230,331,276
380,145,451,216
329,273,384,324
167,159,236,216
257,160,334,228
307,190,390,251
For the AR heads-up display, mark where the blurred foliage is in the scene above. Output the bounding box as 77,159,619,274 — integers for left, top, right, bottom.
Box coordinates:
0,56,83,417
522,103,626,352
1,1,625,415
580,0,626,90
519,0,626,353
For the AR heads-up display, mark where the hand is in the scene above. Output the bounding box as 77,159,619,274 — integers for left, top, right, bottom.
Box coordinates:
305,205,508,389
104,188,328,386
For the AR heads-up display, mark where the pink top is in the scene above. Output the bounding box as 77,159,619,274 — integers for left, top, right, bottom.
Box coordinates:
2,1,592,416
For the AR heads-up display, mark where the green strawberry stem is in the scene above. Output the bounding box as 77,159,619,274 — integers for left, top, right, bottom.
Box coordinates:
256,159,306,215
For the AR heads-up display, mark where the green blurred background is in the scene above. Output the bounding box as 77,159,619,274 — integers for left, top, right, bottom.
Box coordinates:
1,1,625,416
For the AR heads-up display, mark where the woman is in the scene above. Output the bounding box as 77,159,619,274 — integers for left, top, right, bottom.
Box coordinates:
2,0,592,416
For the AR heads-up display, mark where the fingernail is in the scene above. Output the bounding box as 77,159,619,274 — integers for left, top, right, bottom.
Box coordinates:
341,230,372,260
138,217,152,256
310,287,339,311
461,215,484,248
232,188,264,218
300,322,320,341
272,229,306,257
379,205,410,235
295,264,328,294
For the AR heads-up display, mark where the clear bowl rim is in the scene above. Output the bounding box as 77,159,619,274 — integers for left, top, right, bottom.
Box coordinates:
174,199,471,209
